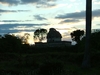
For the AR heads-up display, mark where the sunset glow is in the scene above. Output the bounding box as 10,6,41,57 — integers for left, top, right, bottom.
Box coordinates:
0,0,100,44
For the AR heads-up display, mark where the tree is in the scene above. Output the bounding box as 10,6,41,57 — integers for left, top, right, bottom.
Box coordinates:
34,28,47,42
21,33,30,44
79,31,100,52
0,34,22,52
70,30,84,43
90,31,100,50
82,0,92,69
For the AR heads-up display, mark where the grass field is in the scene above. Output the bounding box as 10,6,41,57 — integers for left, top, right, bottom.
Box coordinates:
0,47,100,75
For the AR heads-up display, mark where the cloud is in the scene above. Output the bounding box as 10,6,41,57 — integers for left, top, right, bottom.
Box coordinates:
21,0,56,4
59,19,80,24
0,23,49,34
55,9,100,19
21,0,57,8
0,20,32,22
0,0,57,8
0,9,30,13
21,0,40,4
0,9,16,13
92,9,100,17
55,9,100,24
0,0,20,6
55,11,85,19
34,15,47,20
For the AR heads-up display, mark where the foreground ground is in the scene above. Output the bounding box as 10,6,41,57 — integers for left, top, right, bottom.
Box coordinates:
0,47,100,75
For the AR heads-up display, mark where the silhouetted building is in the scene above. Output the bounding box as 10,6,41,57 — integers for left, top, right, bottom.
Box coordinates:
47,28,62,43
35,28,71,47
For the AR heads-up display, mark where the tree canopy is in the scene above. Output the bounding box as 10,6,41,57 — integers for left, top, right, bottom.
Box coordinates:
34,28,47,42
21,33,30,44
0,34,22,52
70,30,84,43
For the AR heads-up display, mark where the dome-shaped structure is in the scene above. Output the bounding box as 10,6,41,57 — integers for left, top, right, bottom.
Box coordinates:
47,28,62,43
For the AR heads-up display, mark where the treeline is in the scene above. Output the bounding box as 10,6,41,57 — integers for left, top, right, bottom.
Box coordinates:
0,31,100,75
0,33,70,53
0,30,100,53
0,34,22,53
76,31,100,52
0,34,33,53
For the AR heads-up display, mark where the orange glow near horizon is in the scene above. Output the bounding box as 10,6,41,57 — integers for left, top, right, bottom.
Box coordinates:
13,24,80,44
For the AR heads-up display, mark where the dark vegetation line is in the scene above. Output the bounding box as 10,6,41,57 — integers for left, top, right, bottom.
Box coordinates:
0,31,100,75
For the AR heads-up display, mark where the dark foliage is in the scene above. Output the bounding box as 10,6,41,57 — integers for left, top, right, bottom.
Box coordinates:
0,32,100,75
76,31,100,52
90,31,100,51
34,28,47,42
0,34,22,53
70,30,84,43
38,61,64,75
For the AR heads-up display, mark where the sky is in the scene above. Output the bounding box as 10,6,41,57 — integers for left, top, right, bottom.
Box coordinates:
0,0,100,44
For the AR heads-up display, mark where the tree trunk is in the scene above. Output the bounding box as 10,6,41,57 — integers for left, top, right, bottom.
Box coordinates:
82,0,92,69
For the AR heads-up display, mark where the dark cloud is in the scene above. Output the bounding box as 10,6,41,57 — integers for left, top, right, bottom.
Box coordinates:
0,9,16,13
0,20,23,22
59,19,80,24
34,15,47,20
55,9,100,19
55,9,100,24
21,0,56,4
21,0,40,4
0,24,48,28
0,0,19,6
92,9,100,17
0,0,56,8
0,24,39,29
0,9,30,13
55,11,85,19
0,23,49,34
36,0,56,8
0,20,32,22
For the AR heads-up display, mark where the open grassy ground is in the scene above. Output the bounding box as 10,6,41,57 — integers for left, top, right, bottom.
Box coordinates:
0,47,100,75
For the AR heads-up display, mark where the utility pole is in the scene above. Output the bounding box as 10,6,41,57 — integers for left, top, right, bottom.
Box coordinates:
82,0,92,68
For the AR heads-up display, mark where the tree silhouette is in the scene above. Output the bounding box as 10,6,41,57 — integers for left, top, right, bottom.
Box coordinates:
70,30,84,43
82,0,92,69
90,31,100,50
34,28,47,42
0,34,22,52
21,33,30,44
